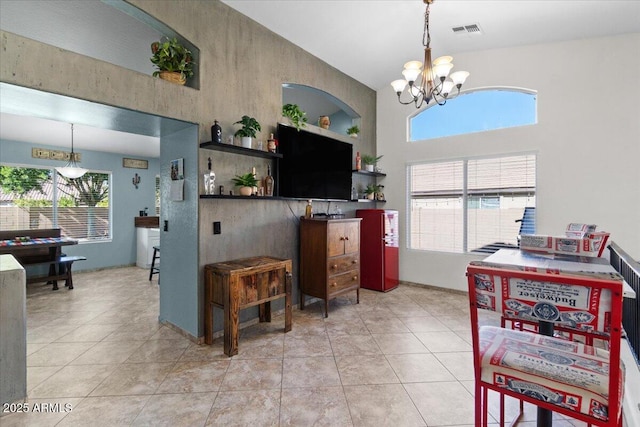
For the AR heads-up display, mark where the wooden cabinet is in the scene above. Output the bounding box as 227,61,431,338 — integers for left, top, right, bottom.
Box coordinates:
299,218,361,317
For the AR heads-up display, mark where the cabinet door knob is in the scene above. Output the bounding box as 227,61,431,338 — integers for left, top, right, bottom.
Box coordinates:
352,276,358,281
332,264,338,269
352,259,358,264
331,282,337,287
344,236,349,241
339,236,345,241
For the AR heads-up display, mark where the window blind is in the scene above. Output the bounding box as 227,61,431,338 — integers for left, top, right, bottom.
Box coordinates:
408,154,536,253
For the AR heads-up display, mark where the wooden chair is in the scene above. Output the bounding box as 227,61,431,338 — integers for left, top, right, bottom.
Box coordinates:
466,261,625,427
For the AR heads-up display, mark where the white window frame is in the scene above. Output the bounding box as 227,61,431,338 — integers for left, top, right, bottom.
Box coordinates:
406,153,536,253
0,162,112,243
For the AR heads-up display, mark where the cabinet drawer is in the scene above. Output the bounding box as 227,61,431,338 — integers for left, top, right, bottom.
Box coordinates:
327,269,359,295
327,254,359,275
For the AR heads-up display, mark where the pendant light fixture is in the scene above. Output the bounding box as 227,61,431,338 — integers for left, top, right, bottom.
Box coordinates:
391,0,470,108
56,123,87,179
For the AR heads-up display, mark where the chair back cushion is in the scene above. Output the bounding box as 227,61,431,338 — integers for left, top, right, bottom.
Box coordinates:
469,261,623,334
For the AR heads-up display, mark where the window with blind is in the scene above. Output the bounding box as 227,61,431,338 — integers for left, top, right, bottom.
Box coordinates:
408,154,536,253
0,165,111,241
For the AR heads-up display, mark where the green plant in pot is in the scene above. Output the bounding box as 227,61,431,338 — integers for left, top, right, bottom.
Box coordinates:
361,154,383,172
282,104,307,131
346,125,360,138
231,172,259,196
234,116,261,149
364,184,382,200
150,37,194,85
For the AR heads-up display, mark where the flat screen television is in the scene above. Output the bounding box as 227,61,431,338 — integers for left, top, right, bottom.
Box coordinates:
277,123,352,200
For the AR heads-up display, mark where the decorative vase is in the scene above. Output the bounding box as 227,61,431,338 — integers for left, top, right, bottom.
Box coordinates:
366,164,374,172
367,193,375,200
318,115,330,130
239,186,252,196
349,133,358,138
158,71,186,85
211,120,222,144
241,137,252,149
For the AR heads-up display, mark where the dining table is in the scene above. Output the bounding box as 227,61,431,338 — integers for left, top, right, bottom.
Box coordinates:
0,236,79,288
0,236,79,257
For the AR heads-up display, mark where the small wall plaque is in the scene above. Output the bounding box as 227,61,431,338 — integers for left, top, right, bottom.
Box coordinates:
32,148,80,161
123,158,148,169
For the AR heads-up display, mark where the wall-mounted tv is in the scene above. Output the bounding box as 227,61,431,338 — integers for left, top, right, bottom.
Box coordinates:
277,123,352,200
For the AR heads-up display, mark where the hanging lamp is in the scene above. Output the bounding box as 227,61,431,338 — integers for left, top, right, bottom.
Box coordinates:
391,0,470,108
56,123,87,179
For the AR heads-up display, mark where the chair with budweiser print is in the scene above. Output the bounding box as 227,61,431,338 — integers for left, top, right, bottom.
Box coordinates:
466,260,625,427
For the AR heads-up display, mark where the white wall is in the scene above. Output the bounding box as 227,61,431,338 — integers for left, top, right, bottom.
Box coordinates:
377,33,640,291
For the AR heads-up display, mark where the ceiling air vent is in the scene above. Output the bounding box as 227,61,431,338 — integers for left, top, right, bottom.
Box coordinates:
452,23,483,36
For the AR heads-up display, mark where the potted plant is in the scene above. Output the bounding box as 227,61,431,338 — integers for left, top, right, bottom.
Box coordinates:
364,184,381,200
231,172,259,196
346,125,360,138
361,154,383,172
282,104,307,131
150,37,194,85
234,116,261,149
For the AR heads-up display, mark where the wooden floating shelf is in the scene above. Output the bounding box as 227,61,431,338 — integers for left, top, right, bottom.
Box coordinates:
200,141,283,159
352,170,386,177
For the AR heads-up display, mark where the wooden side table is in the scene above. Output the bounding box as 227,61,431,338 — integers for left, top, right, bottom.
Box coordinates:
204,256,292,356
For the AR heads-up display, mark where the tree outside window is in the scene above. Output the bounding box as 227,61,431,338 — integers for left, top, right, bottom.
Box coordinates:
0,165,110,240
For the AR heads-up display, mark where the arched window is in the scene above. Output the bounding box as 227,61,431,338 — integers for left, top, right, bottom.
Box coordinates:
409,88,537,141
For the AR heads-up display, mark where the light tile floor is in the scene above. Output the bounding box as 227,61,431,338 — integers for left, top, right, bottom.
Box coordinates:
3,266,587,426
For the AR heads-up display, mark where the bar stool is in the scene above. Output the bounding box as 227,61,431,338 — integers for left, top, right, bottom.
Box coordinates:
149,245,160,282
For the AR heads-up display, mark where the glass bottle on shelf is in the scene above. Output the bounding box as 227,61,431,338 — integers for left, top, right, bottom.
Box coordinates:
251,167,258,195
204,157,216,195
267,133,277,153
305,200,313,219
264,165,275,197
211,120,222,144
355,151,361,171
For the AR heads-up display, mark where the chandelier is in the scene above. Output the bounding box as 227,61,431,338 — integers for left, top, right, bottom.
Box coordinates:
56,123,87,179
391,0,469,108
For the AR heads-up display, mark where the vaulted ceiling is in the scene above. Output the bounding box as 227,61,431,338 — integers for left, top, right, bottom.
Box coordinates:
1,0,639,158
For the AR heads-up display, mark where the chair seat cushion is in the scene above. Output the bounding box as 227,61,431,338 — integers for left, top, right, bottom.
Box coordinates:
478,326,624,421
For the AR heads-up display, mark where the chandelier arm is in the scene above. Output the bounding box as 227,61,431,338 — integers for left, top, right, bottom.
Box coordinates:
434,95,447,106
396,92,419,106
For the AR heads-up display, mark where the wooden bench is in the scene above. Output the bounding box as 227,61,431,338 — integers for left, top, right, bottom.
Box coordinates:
0,229,85,290
25,255,87,290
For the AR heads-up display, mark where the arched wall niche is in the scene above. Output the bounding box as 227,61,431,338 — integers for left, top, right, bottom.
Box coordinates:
0,0,200,89
282,83,360,137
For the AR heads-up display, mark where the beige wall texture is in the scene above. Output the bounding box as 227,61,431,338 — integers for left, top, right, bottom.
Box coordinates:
0,0,377,337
